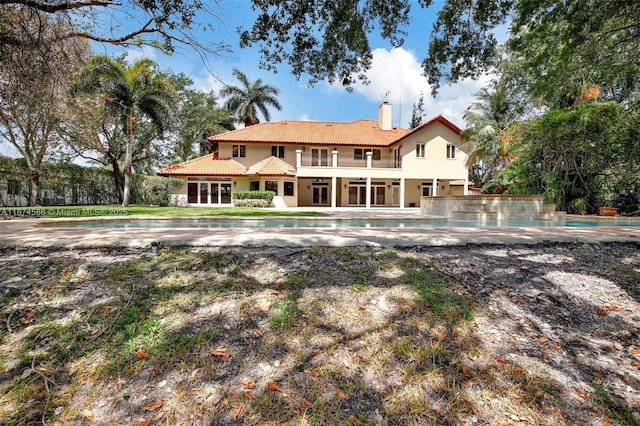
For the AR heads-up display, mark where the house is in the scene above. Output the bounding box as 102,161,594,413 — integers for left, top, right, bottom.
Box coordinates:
156,103,469,208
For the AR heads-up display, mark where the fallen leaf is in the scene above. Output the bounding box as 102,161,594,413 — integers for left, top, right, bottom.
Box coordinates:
83,408,95,421
143,399,163,412
245,390,253,402
242,380,255,389
536,337,549,344
337,388,346,399
597,308,609,316
496,356,508,364
139,314,146,321
209,346,231,362
631,348,640,355
256,329,264,337
302,397,313,408
433,329,447,340
554,410,562,416
140,418,153,426
267,381,282,392
233,404,243,420
136,349,149,359
513,367,524,373
632,361,640,368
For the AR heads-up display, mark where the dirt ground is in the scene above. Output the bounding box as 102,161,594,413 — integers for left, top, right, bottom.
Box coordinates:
0,242,639,425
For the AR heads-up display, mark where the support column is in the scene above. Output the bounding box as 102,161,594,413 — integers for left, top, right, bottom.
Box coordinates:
331,176,337,209
464,177,469,195
332,150,338,167
432,178,438,196
366,151,373,169
400,178,405,208
296,150,302,168
366,177,371,208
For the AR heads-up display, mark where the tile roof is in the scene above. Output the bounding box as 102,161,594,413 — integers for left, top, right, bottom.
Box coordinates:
156,156,246,177
207,119,409,147
245,156,296,176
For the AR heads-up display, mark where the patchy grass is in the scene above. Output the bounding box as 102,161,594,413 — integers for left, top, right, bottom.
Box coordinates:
0,244,638,425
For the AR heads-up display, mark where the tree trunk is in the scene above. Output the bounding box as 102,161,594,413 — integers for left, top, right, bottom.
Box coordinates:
122,114,133,207
110,157,124,204
29,169,40,206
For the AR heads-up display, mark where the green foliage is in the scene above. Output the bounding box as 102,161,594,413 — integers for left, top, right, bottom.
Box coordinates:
409,92,425,130
504,102,640,214
232,190,275,208
0,157,181,206
238,0,411,89
219,68,281,126
130,175,183,206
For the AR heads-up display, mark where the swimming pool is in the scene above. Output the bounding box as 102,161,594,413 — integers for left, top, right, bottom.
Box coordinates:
39,217,640,229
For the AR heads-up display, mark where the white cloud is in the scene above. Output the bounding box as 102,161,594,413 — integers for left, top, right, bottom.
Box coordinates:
351,47,493,128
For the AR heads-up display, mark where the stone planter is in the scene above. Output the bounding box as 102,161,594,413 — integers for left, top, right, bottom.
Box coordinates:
598,207,618,216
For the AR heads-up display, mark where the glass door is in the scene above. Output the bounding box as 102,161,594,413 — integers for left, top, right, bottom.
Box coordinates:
199,183,209,204
312,185,329,205
221,183,232,204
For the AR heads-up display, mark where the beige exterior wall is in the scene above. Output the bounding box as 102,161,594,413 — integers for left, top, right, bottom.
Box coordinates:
168,119,468,208
396,122,468,180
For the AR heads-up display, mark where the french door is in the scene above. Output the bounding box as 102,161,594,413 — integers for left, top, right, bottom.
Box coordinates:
187,182,232,204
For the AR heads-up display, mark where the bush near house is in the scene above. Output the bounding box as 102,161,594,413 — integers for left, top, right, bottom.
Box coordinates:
232,190,275,207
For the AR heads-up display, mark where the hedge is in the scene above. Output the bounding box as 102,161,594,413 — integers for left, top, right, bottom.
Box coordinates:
232,190,274,207
0,157,181,206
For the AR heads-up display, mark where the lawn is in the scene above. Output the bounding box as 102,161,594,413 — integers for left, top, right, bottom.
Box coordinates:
1,243,638,425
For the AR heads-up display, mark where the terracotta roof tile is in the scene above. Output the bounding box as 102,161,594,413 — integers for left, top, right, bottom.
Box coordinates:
246,156,296,176
208,119,409,147
156,156,246,176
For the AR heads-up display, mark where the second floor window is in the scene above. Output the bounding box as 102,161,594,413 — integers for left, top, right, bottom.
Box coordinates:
354,148,381,160
416,143,426,158
232,145,246,158
447,144,456,159
271,145,285,158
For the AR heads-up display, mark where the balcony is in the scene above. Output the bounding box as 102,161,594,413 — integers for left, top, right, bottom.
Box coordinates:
297,151,400,169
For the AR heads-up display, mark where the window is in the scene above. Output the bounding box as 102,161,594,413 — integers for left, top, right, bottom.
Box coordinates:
7,180,20,195
232,144,246,158
250,181,260,191
271,145,285,158
416,143,426,158
265,180,278,195
354,148,381,160
447,144,456,159
312,149,328,166
284,181,294,196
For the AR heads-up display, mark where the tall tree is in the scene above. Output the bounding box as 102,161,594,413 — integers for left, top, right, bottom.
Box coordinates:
409,92,425,130
219,69,282,127
71,56,177,207
461,81,523,189
0,8,88,205
166,73,235,162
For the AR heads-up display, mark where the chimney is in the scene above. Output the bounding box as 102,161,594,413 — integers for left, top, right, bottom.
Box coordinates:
378,102,392,131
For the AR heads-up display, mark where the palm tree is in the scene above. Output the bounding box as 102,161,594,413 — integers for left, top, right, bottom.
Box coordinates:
462,81,522,188
219,68,282,127
72,55,176,206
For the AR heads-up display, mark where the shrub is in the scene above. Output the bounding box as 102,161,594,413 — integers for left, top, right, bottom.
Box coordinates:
232,190,274,207
130,175,183,206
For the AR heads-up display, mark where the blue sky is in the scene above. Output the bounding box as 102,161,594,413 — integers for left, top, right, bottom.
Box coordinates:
2,1,496,158
116,1,493,129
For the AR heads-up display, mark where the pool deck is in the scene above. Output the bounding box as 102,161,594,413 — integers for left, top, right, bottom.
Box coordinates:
1,208,638,248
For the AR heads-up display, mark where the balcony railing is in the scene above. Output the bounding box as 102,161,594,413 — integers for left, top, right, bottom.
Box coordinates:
299,153,400,168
